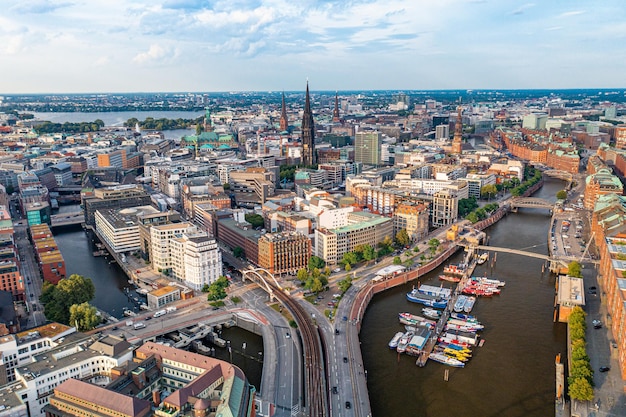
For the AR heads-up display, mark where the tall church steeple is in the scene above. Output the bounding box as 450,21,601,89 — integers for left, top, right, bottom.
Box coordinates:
279,92,288,132
452,105,463,155
301,82,316,165
332,92,340,123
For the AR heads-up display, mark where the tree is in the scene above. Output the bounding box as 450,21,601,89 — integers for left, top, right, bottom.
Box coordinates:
245,213,265,228
466,212,480,223
310,277,324,294
393,256,402,265
195,124,203,135
207,276,229,301
395,229,410,247
428,239,440,254
297,268,309,282
568,377,594,402
223,183,230,190
42,274,95,325
480,184,498,200
458,197,478,217
308,256,325,271
345,264,351,272
556,190,567,200
69,302,100,331
233,246,244,258
338,276,352,293
341,252,358,266
362,244,376,262
568,261,583,278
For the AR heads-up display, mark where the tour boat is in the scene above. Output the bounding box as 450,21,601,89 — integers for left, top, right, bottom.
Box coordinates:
422,307,442,319
428,352,465,367
406,289,448,309
443,264,467,276
476,253,489,265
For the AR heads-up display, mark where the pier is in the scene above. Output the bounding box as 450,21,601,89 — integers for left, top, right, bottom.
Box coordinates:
416,250,478,367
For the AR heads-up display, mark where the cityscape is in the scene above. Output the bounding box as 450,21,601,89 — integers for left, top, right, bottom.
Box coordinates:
0,87,625,417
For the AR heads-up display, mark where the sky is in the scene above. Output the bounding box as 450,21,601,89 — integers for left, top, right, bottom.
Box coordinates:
1,0,625,93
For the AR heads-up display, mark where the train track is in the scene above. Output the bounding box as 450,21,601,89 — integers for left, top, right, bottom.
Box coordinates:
271,285,327,417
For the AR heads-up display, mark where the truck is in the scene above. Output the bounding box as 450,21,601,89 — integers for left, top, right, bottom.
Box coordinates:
133,322,146,330
166,306,177,313
153,310,166,318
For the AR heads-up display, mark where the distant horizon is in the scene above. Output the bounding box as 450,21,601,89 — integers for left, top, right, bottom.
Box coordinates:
3,87,626,96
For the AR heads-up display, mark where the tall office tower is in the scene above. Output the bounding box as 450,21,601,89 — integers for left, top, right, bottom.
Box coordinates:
279,92,289,131
451,105,463,154
332,92,340,122
301,82,316,165
354,131,382,165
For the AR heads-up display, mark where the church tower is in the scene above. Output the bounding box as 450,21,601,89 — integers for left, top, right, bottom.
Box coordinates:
301,82,316,165
332,92,340,123
203,107,212,132
279,92,288,132
451,105,463,154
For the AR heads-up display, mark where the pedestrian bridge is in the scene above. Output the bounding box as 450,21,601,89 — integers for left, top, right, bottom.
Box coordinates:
509,197,554,211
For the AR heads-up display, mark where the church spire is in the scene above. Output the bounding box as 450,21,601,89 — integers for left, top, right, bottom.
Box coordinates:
301,82,316,165
279,91,288,132
332,91,340,123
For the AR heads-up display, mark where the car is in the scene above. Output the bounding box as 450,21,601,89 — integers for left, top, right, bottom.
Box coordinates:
343,357,348,363
589,286,597,290
599,366,610,372
30,293,34,297
612,341,618,349
592,319,602,326
335,328,339,335
331,386,338,394
342,316,348,321
112,326,118,330
345,401,351,409
588,289,597,295
145,316,152,321
285,333,290,339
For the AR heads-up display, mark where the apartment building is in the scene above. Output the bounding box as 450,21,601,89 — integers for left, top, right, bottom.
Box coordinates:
432,189,458,228
170,233,222,290
149,222,197,273
393,202,429,242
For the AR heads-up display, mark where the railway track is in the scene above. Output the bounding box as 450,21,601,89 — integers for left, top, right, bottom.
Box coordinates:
272,285,327,417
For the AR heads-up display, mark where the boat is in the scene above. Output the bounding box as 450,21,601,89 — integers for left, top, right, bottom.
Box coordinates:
396,331,415,353
447,318,484,330
406,289,448,309
417,284,452,299
476,253,488,265
388,332,404,349
399,312,436,327
439,274,461,283
471,276,506,287
453,295,468,313
428,352,465,367
422,308,441,319
463,296,476,313
443,329,479,346
451,312,478,321
443,264,467,276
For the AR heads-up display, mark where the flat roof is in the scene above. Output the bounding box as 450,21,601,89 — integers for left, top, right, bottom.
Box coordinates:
150,285,178,297
557,275,585,306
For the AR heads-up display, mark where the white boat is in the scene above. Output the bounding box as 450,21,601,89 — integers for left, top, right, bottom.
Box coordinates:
463,296,476,313
476,253,488,265
428,352,465,367
396,331,414,353
422,308,441,319
388,332,404,349
453,295,467,313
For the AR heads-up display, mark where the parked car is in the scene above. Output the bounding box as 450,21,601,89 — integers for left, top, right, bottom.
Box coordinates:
343,357,348,363
345,402,351,409
599,366,610,372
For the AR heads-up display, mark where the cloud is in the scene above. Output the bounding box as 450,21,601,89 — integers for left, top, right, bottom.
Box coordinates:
545,26,563,31
510,3,535,15
133,44,179,65
557,10,585,18
10,0,73,14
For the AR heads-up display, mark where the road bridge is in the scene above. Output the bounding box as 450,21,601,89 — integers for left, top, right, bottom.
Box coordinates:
543,169,574,184
509,197,554,212
50,213,84,227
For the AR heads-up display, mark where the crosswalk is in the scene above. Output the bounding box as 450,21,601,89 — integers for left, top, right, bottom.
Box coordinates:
291,404,300,416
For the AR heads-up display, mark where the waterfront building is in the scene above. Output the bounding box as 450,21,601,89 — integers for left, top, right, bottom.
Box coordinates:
30,224,65,285
464,173,497,199
393,202,429,242
24,201,51,226
257,231,311,275
314,212,392,264
83,185,151,227
301,82,316,166
487,159,524,182
170,232,222,291
354,130,382,166
584,168,623,210
95,206,159,254
555,275,585,322
147,285,181,309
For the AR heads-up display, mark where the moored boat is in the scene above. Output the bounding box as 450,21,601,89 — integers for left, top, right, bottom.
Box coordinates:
417,284,452,299
476,253,488,265
463,296,476,313
422,307,441,319
397,331,414,353
443,264,467,276
428,352,465,367
439,274,461,283
399,312,436,327
388,331,404,349
406,289,448,309
453,295,468,312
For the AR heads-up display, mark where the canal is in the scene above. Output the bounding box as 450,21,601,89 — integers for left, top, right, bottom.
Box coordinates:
360,179,568,417
53,225,263,390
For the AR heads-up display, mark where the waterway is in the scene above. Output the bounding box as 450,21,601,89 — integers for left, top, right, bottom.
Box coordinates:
52,225,263,391
360,178,568,417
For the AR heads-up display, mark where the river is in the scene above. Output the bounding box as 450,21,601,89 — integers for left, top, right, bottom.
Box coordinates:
360,178,568,417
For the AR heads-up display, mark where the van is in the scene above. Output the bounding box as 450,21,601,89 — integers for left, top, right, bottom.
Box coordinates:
126,320,134,327
166,306,177,313
153,310,166,318
333,268,341,273
133,322,146,330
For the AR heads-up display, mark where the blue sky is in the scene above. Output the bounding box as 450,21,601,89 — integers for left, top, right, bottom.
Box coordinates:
1,0,625,93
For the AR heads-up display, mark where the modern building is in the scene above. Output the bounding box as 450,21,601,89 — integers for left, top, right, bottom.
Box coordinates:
170,232,222,291
257,232,311,275
149,222,197,274
432,189,458,227
83,185,152,227
354,131,381,166
24,201,51,226
435,124,449,140
95,206,160,254
464,173,497,200
146,285,181,309
216,217,263,266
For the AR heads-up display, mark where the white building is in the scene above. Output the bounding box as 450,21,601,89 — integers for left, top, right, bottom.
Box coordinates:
318,206,354,229
95,206,159,254
464,173,497,199
170,232,222,290
150,222,197,273
435,124,449,140
11,333,132,417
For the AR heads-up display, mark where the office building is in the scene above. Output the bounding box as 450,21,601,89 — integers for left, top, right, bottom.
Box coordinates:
83,185,152,227
354,131,381,165
257,232,311,275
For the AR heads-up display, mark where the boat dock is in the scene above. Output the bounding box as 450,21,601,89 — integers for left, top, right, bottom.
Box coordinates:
417,250,478,367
